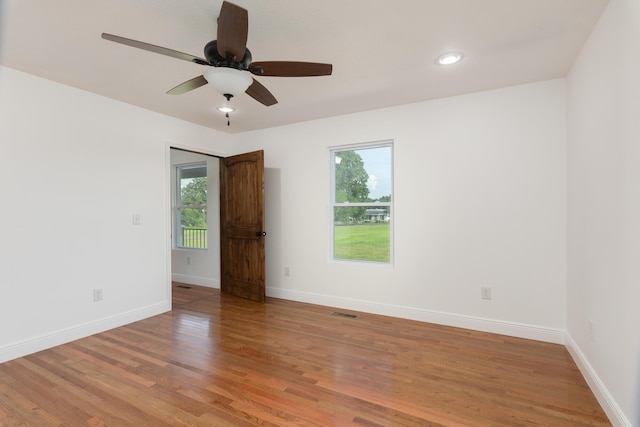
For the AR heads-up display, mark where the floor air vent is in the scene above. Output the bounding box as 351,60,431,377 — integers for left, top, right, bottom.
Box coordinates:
176,284,192,289
331,312,358,319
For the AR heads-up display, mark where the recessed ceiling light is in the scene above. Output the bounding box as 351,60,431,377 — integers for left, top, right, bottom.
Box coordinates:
435,52,464,66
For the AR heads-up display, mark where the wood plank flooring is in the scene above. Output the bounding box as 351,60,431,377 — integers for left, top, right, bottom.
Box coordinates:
0,283,610,426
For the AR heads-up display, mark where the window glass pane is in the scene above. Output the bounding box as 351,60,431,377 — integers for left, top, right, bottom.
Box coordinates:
179,175,207,207
178,208,208,248
334,207,390,262
334,146,392,203
179,165,206,180
176,163,207,249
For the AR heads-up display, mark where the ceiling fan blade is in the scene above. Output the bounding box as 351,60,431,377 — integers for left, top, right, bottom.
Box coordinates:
101,33,208,65
250,61,332,77
216,1,248,61
167,75,208,95
246,78,278,106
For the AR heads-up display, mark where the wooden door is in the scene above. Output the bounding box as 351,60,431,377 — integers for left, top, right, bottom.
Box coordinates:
219,150,266,302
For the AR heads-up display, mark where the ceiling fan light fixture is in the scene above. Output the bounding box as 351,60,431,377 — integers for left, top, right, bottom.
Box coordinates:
217,105,234,113
204,67,253,96
435,52,464,65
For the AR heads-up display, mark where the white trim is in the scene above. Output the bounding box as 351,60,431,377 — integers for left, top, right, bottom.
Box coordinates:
565,333,630,427
165,141,227,158
0,302,169,364
329,141,394,264
266,287,565,344
165,145,173,308
172,273,220,289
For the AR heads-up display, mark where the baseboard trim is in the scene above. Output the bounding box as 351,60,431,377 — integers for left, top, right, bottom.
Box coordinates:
0,302,170,364
266,287,565,344
172,273,220,289
565,333,630,427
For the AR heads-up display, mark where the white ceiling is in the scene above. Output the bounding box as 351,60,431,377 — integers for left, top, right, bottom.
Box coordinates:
0,0,608,134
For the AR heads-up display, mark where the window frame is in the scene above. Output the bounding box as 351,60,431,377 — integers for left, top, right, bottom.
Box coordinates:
174,162,208,250
329,140,394,264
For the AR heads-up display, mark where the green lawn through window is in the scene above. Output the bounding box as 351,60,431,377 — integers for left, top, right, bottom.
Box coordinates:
334,223,390,262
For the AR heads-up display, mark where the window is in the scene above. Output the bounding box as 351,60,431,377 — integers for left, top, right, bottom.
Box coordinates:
176,163,207,249
330,141,393,263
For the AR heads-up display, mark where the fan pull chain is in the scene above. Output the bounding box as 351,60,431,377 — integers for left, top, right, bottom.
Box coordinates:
219,94,234,127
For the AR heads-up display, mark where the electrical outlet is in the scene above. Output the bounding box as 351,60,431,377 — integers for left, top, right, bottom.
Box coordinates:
132,213,141,225
284,266,290,277
93,288,103,302
187,256,191,265
481,287,492,300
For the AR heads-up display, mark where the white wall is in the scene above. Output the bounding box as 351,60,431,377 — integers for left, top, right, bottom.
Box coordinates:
566,0,640,425
233,79,567,343
0,66,229,362
170,149,221,288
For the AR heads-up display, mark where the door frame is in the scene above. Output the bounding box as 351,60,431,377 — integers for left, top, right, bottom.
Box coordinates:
165,141,227,307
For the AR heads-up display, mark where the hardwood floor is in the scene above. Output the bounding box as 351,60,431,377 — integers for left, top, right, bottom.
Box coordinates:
0,283,610,426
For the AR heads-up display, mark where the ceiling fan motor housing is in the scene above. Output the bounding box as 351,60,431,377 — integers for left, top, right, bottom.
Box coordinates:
204,40,252,70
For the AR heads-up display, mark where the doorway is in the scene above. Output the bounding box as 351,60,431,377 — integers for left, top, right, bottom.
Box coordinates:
168,147,267,303
170,148,221,288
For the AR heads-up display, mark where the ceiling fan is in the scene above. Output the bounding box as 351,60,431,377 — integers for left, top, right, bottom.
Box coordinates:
101,1,332,108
